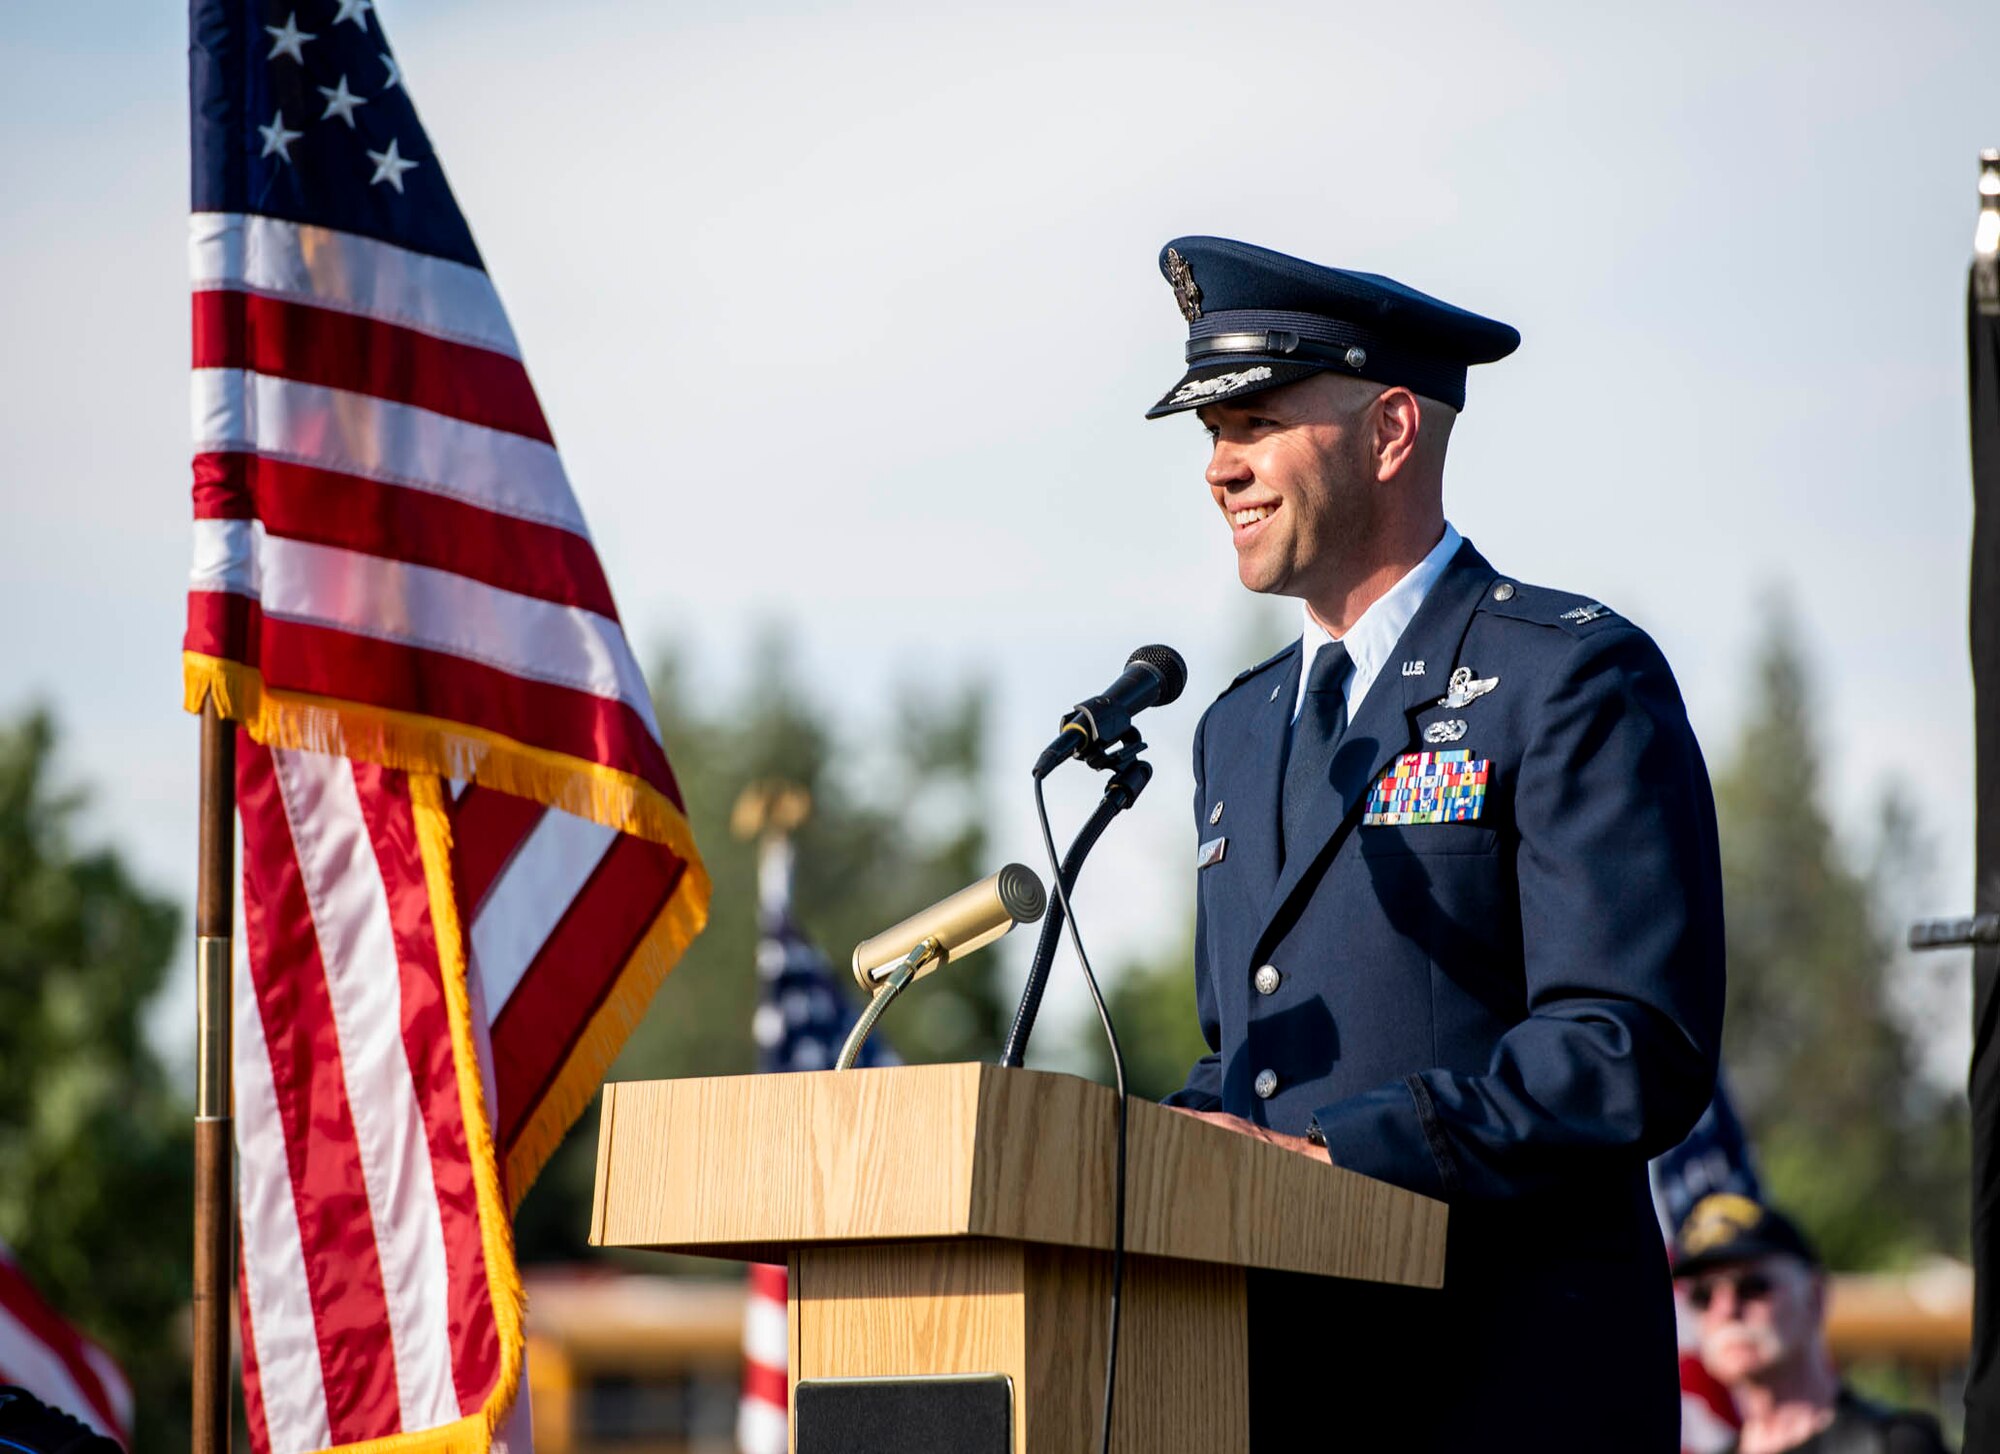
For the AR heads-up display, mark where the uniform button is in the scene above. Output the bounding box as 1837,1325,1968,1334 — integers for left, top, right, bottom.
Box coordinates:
1492,582,1516,601
1254,1069,1279,1099
1253,964,1282,995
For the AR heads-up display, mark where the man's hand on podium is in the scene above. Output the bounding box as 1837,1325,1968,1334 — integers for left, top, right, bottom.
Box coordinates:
1168,1107,1333,1165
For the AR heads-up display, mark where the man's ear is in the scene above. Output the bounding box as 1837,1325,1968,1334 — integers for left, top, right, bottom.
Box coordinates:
1372,388,1422,481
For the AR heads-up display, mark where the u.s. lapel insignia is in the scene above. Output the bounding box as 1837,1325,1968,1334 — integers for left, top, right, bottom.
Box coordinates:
1196,835,1228,868
1401,659,1426,677
1165,247,1203,321
1438,666,1499,710
1423,718,1468,744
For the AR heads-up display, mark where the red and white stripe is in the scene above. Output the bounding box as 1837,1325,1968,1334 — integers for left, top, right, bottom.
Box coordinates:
737,1263,789,1454
184,212,675,807
0,1243,133,1447
192,200,704,1454
234,743,692,1454
449,779,690,1192
236,743,501,1454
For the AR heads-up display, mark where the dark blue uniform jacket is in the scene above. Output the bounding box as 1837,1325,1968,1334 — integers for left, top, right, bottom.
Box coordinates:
1167,539,1724,1449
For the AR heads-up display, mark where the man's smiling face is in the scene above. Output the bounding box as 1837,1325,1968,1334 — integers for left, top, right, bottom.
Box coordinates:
1197,372,1379,603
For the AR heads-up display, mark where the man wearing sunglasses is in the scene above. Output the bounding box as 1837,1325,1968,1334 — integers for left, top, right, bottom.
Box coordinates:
1674,1193,1951,1453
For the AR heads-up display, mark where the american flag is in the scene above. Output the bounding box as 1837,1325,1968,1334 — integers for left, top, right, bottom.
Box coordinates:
0,1244,131,1447
185,4,709,1452
737,834,893,1454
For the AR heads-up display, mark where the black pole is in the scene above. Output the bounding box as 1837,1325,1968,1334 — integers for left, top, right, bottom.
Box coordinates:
1965,148,2000,1450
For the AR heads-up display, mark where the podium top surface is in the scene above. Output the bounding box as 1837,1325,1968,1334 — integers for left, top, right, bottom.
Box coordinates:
590,1063,1445,1287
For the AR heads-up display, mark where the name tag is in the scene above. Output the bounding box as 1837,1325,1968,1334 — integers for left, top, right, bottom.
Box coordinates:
1363,751,1489,826
1196,835,1228,868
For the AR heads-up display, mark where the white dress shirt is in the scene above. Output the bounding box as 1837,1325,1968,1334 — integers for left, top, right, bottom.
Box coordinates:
1294,521,1463,723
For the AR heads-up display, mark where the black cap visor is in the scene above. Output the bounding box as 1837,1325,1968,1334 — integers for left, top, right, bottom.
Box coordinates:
1673,1235,1818,1281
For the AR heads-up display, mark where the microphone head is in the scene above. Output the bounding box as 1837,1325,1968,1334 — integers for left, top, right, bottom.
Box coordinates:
994,861,1048,926
1126,644,1188,706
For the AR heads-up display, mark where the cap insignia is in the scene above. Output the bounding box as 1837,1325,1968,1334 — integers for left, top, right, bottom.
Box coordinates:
1165,247,1203,322
1680,1193,1764,1255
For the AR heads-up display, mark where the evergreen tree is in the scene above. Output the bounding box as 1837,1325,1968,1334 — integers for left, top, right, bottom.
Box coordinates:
1714,605,1968,1268
1084,943,1212,1104
0,709,190,1446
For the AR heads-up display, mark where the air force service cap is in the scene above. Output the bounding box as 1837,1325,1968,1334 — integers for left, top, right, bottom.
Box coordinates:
1145,236,1521,419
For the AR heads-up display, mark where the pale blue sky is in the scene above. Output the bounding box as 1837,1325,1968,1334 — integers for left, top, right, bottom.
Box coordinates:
1,0,1991,1074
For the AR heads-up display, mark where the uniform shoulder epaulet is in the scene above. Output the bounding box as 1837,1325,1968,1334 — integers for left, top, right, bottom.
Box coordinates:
1479,579,1629,637
1217,641,1297,698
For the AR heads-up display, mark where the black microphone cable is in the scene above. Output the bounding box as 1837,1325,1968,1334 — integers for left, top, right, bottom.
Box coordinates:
1000,756,1150,1069
1030,772,1127,1454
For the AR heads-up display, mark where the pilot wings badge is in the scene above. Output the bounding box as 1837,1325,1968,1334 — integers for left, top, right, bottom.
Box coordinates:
1438,666,1499,710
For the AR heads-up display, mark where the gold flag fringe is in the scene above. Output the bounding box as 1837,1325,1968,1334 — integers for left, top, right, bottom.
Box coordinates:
183,653,704,867
378,775,526,1454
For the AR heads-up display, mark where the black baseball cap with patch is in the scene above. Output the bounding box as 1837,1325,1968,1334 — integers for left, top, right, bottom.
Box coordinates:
1144,236,1521,419
1671,1193,1822,1278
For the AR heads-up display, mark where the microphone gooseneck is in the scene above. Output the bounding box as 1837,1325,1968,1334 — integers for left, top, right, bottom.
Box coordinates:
837,864,1047,1072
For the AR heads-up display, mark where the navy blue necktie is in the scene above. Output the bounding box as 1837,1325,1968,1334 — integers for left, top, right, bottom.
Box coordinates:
1282,641,1353,863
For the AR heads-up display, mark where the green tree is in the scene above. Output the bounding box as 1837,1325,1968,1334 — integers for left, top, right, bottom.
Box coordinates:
1077,941,1213,1104
514,631,1001,1261
0,709,190,1447
1715,605,1968,1269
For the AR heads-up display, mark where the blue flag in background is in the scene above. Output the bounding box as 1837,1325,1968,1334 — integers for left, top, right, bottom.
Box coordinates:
1650,1076,1760,1241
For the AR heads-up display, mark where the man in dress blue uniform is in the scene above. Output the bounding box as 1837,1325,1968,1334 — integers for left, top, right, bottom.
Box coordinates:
1148,236,1726,1451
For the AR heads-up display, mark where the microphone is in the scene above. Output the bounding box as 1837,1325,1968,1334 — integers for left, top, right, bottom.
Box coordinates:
851,863,1048,989
1033,645,1188,778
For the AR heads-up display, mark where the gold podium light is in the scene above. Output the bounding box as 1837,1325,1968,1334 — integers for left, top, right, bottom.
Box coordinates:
851,864,1047,990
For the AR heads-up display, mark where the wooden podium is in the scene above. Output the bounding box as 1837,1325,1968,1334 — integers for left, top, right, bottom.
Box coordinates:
590,1063,1446,1453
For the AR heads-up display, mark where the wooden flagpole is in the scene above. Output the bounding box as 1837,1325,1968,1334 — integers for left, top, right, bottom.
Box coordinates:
193,700,235,1454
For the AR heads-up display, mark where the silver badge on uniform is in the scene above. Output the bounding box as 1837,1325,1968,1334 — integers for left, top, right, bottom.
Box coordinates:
1560,602,1613,624
1197,836,1228,868
1401,659,1426,677
1423,719,1468,744
1438,666,1499,710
